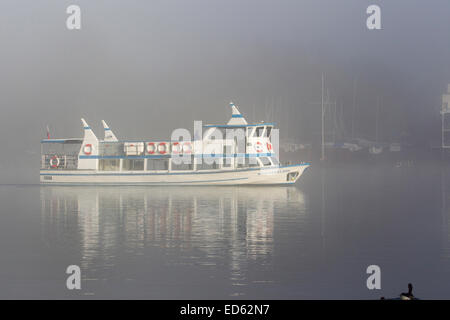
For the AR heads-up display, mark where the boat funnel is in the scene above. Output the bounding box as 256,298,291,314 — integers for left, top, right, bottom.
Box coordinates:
101,120,118,141
81,118,98,141
80,118,99,146
78,118,99,170
227,102,248,125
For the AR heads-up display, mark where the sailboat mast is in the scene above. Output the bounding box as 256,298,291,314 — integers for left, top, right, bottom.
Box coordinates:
321,73,325,161
333,99,337,144
376,96,380,143
351,77,357,140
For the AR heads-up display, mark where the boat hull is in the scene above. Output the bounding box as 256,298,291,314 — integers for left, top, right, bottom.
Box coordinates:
40,164,310,186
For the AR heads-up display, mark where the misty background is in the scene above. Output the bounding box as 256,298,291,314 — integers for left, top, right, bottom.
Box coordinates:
1,0,450,183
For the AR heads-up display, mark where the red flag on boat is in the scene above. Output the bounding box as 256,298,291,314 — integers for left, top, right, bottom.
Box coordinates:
46,125,50,139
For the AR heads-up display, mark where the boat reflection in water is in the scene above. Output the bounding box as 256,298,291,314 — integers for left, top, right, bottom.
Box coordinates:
40,186,306,298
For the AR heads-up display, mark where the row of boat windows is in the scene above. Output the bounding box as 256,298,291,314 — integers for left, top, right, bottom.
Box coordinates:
255,126,272,138
98,157,275,171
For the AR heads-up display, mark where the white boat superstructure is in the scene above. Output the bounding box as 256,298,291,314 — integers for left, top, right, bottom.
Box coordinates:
40,103,310,185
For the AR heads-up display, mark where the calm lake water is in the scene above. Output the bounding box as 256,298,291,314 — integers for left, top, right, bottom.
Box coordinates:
0,164,449,299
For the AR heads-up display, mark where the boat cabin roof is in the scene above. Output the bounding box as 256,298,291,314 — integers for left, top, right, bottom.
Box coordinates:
203,123,275,128
40,138,83,144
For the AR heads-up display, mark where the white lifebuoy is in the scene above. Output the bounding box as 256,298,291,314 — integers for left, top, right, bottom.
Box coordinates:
172,142,181,154
255,141,263,153
183,142,192,154
147,142,156,154
83,144,93,155
50,155,60,168
158,142,168,154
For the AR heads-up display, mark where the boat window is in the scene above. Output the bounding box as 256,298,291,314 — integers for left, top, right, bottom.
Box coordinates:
237,157,259,168
259,157,272,166
197,161,219,170
171,157,194,170
236,157,247,168
256,127,264,137
222,158,233,168
42,141,82,155
248,157,259,167
99,159,120,171
122,159,144,171
100,142,124,156
270,157,280,166
147,159,169,170
223,145,234,156
266,127,272,137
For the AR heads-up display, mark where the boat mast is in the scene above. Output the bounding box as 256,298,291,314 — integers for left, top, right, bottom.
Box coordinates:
376,96,379,143
333,99,337,145
375,96,382,144
351,76,358,140
321,73,325,161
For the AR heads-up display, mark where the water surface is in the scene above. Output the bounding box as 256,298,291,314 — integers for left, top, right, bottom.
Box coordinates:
0,164,449,299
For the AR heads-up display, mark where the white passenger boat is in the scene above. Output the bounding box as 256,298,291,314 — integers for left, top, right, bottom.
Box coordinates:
40,103,310,185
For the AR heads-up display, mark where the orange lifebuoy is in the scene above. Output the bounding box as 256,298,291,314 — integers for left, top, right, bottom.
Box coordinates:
83,144,92,155
172,142,181,154
267,142,273,152
50,155,60,168
158,142,167,154
147,142,156,154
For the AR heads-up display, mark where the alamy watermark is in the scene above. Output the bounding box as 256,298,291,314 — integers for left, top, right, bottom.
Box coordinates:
366,265,381,290
66,265,81,290
168,121,280,167
65,4,382,32
367,5,381,30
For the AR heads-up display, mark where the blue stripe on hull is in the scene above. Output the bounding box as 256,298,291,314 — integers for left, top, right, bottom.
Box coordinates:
41,177,249,185
40,163,310,176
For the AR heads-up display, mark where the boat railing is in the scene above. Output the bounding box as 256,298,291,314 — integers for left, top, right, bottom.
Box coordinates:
41,154,78,170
